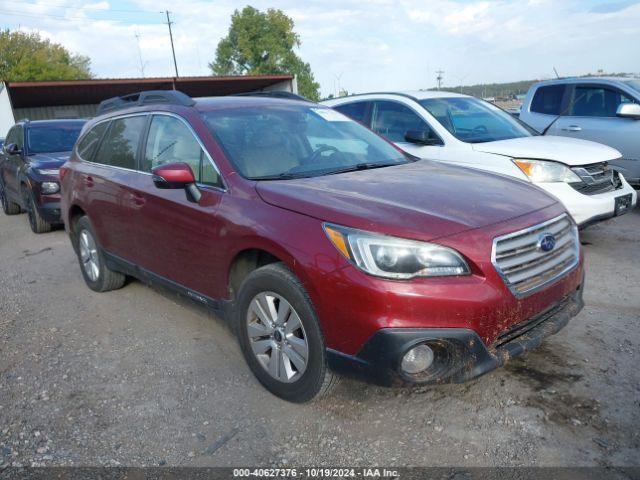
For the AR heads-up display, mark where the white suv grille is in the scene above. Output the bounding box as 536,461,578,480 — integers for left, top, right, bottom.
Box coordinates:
491,214,580,297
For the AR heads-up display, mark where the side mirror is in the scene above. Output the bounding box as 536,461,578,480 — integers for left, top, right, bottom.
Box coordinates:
5,143,21,155
616,103,640,120
151,162,201,203
404,130,441,146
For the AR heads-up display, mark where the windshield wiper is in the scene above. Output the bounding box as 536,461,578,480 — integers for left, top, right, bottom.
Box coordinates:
249,172,311,181
324,162,401,176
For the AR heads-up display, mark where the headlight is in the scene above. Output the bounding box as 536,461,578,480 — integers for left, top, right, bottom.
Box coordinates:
512,159,581,183
324,223,470,279
36,168,60,176
41,182,60,194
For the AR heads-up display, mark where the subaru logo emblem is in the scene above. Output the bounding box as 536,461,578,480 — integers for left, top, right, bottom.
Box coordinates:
537,233,556,252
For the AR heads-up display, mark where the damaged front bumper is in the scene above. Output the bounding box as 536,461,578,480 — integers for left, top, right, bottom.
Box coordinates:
327,283,585,387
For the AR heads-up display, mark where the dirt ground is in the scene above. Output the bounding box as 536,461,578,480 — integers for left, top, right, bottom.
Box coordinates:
0,205,638,468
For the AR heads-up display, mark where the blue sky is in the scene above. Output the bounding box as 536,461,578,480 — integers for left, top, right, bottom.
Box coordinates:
2,0,639,96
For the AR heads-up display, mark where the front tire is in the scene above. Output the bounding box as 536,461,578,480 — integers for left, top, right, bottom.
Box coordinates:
1,185,21,215
73,216,126,292
22,187,52,234
235,263,338,403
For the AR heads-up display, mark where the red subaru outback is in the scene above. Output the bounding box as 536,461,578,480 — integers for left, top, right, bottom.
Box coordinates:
60,91,584,402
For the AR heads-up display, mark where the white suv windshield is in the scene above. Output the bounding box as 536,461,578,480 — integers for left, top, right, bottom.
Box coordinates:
420,97,535,143
201,104,408,180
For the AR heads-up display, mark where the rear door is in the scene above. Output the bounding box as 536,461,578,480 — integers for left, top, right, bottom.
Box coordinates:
133,113,226,300
79,115,148,263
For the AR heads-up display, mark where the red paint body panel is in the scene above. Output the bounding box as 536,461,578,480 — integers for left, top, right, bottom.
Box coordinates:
60,99,584,360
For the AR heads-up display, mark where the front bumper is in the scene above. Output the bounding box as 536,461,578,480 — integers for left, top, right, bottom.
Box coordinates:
538,177,637,227
327,282,584,387
36,200,62,223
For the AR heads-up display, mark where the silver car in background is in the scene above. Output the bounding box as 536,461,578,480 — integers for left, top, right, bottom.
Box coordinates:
519,77,640,187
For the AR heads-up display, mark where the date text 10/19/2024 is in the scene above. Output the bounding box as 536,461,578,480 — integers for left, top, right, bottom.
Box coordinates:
233,468,400,478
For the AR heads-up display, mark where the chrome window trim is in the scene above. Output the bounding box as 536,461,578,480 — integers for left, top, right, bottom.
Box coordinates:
491,213,580,298
76,111,227,192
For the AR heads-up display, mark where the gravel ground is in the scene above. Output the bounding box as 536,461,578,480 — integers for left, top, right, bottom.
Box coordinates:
0,206,639,468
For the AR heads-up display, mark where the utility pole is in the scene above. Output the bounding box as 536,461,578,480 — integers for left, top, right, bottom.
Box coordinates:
436,69,444,90
134,31,146,78
165,10,179,78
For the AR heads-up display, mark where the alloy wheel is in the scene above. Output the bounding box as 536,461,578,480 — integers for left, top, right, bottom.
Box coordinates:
79,229,100,282
246,292,309,383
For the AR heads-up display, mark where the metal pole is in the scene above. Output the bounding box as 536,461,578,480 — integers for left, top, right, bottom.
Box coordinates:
166,10,179,78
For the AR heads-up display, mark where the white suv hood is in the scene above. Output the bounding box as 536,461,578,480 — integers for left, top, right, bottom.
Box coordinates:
471,135,621,166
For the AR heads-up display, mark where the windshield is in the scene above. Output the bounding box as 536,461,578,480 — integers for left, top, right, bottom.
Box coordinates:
27,125,84,154
622,79,640,96
201,104,408,180
419,97,534,143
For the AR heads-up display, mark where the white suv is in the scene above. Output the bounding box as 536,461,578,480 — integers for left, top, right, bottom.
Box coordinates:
323,92,637,227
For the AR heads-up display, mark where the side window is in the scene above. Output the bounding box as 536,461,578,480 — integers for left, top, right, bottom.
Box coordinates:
530,85,566,115
371,101,430,143
570,86,635,117
76,122,108,161
95,116,146,169
4,127,17,149
6,126,24,149
333,102,369,124
143,115,221,187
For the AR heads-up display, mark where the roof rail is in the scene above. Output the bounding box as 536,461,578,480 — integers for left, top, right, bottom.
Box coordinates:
96,90,195,115
232,91,311,102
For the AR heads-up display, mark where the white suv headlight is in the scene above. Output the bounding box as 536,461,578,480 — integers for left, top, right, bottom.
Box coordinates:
324,224,470,279
512,159,581,183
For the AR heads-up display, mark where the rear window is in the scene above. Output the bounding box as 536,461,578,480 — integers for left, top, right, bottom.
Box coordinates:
530,85,566,115
94,116,147,170
27,124,83,154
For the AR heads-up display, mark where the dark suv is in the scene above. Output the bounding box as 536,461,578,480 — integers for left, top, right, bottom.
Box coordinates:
0,119,85,232
60,91,584,402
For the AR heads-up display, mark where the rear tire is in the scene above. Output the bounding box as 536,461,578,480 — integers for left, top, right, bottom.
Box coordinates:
1,185,21,215
73,216,126,292
235,262,338,403
22,187,52,234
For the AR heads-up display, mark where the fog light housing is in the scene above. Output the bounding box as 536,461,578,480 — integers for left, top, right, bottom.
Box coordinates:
401,344,435,374
41,182,59,194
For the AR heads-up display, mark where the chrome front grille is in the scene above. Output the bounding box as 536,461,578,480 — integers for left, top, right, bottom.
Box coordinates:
570,162,622,196
492,214,580,297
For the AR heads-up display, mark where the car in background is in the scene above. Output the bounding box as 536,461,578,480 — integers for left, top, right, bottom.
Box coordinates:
0,138,4,149
519,77,640,187
61,90,585,402
0,119,85,233
323,92,637,228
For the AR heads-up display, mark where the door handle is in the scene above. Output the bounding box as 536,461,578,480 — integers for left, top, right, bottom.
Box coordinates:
85,176,94,187
562,125,582,132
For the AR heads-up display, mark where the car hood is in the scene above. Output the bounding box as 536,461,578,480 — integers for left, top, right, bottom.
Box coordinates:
471,135,621,166
255,161,558,241
27,152,71,169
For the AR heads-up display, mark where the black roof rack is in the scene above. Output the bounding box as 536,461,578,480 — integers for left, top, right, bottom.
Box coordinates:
232,91,311,102
96,90,195,115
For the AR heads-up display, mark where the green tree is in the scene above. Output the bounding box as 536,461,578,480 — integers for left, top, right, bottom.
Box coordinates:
0,29,92,82
210,6,320,101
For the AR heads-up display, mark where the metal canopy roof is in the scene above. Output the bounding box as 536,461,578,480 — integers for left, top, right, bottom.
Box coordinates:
6,75,294,109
